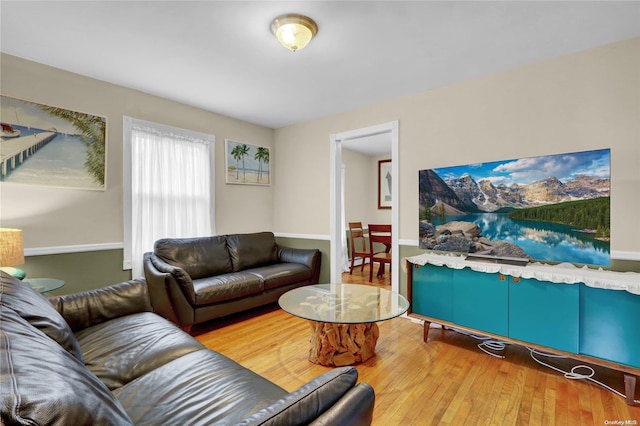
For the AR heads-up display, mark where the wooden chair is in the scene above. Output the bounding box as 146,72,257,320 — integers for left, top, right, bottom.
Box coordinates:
348,222,372,274
368,224,392,282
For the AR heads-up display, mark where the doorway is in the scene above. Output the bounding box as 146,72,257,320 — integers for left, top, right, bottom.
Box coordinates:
330,121,399,293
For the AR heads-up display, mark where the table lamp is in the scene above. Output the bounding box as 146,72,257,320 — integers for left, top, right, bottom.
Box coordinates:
0,228,26,279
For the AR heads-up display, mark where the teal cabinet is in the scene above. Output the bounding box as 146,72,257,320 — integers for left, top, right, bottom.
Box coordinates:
410,265,580,352
509,277,579,353
580,285,640,368
453,268,508,337
411,264,454,322
408,259,639,404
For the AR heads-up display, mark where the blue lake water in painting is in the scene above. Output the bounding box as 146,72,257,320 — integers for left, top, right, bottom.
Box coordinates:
2,125,101,189
433,213,610,266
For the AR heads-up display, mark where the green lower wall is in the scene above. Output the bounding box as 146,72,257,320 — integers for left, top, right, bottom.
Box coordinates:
21,238,331,297
20,239,639,298
609,259,640,273
22,249,132,296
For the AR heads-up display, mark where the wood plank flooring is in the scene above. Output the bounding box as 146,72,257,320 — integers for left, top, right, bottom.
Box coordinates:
193,267,640,425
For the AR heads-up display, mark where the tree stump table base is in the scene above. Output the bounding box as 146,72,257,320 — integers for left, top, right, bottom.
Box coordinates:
308,321,380,366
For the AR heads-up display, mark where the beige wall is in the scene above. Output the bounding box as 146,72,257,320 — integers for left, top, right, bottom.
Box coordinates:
274,37,640,259
342,149,392,227
342,148,371,225
0,53,275,251
2,37,639,289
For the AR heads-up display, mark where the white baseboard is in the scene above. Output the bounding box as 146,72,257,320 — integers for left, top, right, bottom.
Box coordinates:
24,242,124,257
611,250,640,261
274,232,330,241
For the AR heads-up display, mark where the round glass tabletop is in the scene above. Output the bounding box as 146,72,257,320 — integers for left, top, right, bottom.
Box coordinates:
23,278,65,294
279,283,410,324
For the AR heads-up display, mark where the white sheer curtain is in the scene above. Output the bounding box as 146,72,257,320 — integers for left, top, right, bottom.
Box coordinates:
123,117,215,278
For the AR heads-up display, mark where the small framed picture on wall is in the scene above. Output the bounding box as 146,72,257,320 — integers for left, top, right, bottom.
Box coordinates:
378,159,391,209
225,139,271,186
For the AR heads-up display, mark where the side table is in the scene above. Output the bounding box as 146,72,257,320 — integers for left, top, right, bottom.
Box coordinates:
23,278,65,294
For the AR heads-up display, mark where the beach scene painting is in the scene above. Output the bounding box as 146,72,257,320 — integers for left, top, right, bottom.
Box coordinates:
225,139,270,185
418,148,611,266
0,96,106,190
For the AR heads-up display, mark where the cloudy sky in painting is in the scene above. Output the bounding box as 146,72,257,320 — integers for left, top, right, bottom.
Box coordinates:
225,140,270,172
433,149,610,186
0,96,91,135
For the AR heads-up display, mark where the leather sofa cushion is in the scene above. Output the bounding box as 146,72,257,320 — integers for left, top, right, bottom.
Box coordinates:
0,272,83,362
113,349,288,425
227,232,279,272
192,272,263,305
0,307,133,426
247,263,312,290
155,236,233,279
75,312,205,390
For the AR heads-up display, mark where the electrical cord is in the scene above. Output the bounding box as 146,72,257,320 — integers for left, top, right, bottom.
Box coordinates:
528,347,640,405
478,340,507,358
450,327,507,358
449,327,640,404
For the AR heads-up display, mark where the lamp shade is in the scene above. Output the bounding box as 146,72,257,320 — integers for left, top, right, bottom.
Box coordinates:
0,228,25,267
271,14,318,52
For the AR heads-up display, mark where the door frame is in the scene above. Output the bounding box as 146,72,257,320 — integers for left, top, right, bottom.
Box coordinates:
330,120,399,292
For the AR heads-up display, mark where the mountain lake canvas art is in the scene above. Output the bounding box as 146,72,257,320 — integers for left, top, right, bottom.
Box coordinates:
418,149,611,266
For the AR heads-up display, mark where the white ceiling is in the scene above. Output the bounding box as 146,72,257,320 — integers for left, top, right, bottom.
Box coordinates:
342,132,393,157
2,1,639,141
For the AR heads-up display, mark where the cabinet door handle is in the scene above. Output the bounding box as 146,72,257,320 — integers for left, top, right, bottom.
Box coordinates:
512,277,520,284
499,274,506,281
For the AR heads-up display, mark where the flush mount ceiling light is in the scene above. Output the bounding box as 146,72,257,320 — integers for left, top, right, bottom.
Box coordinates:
270,14,318,52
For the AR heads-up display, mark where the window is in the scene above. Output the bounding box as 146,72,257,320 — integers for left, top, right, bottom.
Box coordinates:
123,117,215,278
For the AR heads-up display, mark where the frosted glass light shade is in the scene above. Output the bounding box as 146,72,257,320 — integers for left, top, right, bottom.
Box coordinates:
0,228,24,267
271,14,318,52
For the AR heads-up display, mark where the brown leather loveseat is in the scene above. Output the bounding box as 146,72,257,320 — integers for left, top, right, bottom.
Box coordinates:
143,231,321,331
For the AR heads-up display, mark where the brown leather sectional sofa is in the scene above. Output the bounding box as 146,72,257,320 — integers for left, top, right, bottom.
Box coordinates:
0,272,375,425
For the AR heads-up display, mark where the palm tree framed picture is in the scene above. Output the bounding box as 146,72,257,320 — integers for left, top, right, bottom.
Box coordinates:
225,139,271,185
0,95,106,190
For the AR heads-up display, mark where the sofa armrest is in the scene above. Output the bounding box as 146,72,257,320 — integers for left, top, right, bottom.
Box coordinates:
278,246,321,284
238,367,374,426
145,252,196,302
309,383,375,426
48,278,152,332
143,252,197,329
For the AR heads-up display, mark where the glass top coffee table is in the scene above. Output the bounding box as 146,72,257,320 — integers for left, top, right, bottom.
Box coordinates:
279,283,409,366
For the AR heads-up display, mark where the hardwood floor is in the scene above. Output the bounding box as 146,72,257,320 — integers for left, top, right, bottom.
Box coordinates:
193,267,640,425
